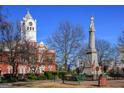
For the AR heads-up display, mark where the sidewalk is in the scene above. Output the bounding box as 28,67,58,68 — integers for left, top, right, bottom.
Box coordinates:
0,80,124,88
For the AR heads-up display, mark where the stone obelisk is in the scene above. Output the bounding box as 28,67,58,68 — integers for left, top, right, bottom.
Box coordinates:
86,16,99,75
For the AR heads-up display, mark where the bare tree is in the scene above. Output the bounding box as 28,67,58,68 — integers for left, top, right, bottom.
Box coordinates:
0,6,21,77
20,39,52,74
118,31,124,47
111,46,120,65
78,43,89,62
46,21,84,71
77,39,119,73
0,6,5,25
95,39,118,65
0,21,22,77
19,38,39,73
0,6,8,53
118,30,124,64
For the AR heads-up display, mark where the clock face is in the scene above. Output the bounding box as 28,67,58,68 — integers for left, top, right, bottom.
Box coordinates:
29,22,33,26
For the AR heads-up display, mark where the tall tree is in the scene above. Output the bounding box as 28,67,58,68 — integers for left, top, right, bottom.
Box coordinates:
95,39,118,65
118,30,124,64
0,22,21,76
46,21,84,71
0,6,22,76
118,31,124,47
19,39,36,73
0,6,8,52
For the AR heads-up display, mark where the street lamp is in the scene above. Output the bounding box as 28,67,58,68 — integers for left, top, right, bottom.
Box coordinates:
61,65,65,84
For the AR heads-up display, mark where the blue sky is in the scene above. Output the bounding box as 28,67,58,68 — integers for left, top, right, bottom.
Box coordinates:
3,5,124,45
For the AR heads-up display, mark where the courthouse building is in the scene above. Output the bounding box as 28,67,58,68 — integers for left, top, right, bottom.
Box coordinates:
0,10,56,75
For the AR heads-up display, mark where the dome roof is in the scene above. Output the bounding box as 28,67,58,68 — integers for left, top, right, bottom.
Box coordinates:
38,41,46,49
39,41,44,45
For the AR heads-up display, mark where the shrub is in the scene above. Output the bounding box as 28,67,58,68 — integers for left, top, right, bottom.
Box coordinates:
78,74,86,81
44,71,54,80
58,71,67,79
0,77,8,83
2,74,17,82
36,74,46,80
28,73,37,80
18,74,25,81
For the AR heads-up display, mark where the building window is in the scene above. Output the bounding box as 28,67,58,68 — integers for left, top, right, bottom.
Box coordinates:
30,27,32,30
32,27,34,30
27,27,29,30
29,22,33,26
23,23,25,26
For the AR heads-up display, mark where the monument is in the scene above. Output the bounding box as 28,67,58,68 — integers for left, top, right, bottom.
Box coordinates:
83,16,101,77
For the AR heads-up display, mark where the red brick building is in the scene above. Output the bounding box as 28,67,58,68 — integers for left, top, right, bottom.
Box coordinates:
0,10,56,75
0,42,56,75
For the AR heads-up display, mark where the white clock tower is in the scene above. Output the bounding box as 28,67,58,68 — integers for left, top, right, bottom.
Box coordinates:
20,10,37,43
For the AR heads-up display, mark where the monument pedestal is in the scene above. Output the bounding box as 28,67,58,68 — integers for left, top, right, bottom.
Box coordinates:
83,65,102,80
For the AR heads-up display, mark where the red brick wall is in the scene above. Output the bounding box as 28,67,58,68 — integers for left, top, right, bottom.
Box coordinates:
44,64,56,72
0,63,56,75
0,45,56,75
0,64,12,75
17,64,30,74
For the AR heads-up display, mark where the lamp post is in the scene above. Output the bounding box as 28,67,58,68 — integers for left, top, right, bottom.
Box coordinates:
62,66,65,84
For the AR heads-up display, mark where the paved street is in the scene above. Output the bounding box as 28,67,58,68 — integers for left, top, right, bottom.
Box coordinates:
0,80,124,88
